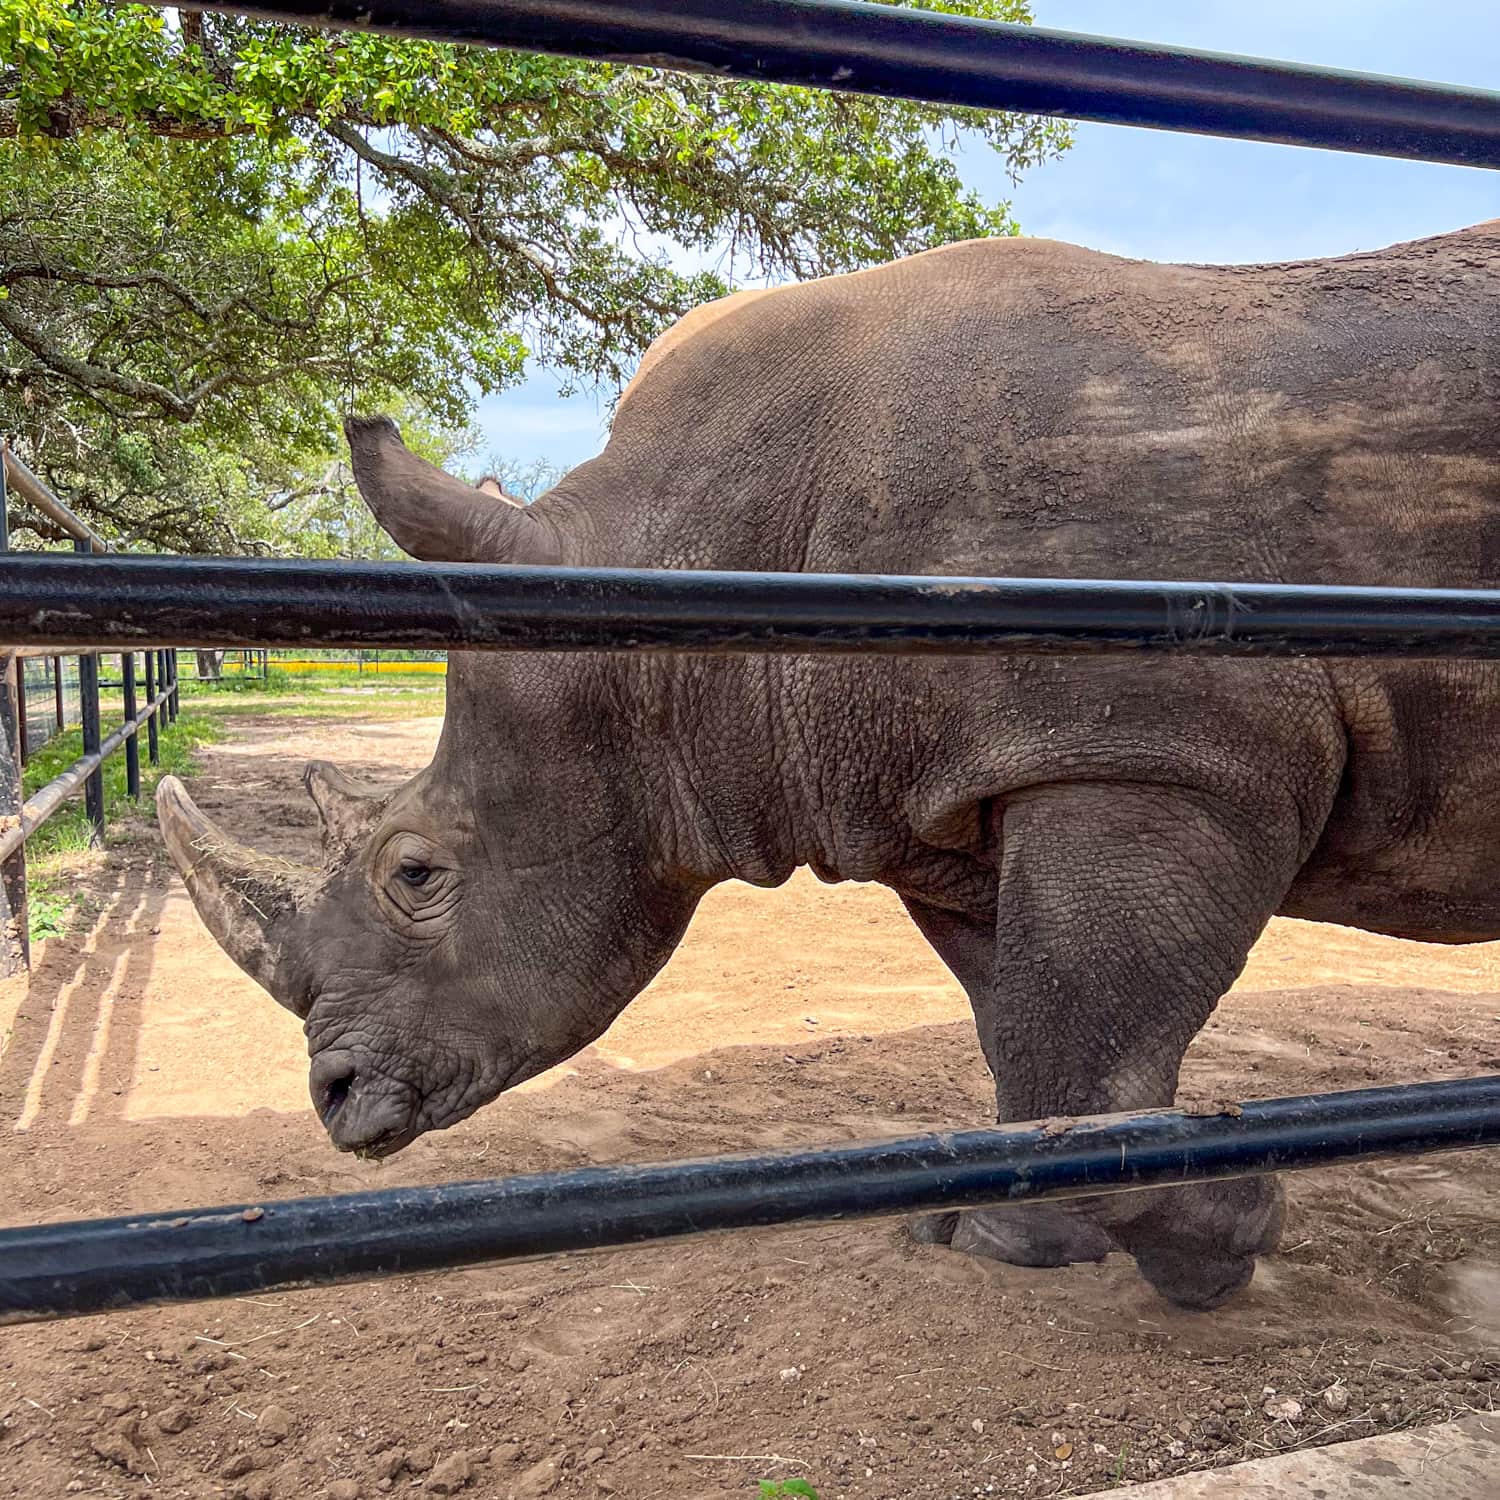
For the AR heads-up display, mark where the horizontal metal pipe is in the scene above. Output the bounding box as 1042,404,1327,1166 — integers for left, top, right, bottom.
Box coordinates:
9,554,1500,658
4,1075,1499,1324
0,687,171,863
0,447,108,554
172,0,1500,169
12,647,106,660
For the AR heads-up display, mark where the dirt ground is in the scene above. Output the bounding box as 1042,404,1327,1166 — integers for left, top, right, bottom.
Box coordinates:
4,709,1500,1500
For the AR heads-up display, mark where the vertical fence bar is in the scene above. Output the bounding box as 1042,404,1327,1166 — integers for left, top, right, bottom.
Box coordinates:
14,659,27,767
52,656,64,735
0,453,27,974
0,653,27,977
76,543,105,844
168,649,179,722
122,652,140,801
144,650,159,767
78,650,104,844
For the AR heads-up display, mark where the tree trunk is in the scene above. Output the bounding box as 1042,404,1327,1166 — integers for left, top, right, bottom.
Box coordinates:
195,650,224,681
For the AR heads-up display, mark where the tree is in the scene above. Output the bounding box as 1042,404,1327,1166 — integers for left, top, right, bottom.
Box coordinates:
475,455,568,505
0,0,1070,552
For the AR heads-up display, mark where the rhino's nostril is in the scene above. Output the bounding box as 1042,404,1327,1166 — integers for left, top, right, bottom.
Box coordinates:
319,1069,356,1124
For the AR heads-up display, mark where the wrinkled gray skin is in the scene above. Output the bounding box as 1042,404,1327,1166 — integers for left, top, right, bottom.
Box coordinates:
159,223,1500,1311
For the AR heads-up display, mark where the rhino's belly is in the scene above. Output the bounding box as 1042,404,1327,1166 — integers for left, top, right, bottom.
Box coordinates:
1284,810,1500,944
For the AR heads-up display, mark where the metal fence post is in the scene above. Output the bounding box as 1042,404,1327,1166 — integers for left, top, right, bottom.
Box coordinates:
78,650,104,844
122,652,140,801
0,458,27,974
144,650,159,767
76,543,105,843
0,652,27,977
52,656,63,736
14,655,26,767
168,649,179,722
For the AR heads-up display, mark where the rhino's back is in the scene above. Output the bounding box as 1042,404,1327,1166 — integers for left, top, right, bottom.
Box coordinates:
602,224,1500,589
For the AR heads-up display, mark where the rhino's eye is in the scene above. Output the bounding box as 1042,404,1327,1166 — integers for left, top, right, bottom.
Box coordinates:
377,835,457,934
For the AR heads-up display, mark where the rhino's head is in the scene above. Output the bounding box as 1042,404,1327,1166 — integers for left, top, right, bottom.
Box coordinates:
157,417,705,1157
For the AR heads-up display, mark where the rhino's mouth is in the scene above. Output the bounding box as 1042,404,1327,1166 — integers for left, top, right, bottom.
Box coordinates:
307,1046,533,1158
309,1048,425,1158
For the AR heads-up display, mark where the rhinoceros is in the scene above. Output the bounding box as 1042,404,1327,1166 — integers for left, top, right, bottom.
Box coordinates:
158,221,1500,1309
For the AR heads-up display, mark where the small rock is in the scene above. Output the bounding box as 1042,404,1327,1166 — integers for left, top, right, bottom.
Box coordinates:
1053,1442,1073,1461
427,1452,475,1494
507,1350,531,1373
1263,1397,1303,1423
155,1403,192,1434
90,1430,146,1476
99,1392,134,1417
1322,1384,1350,1413
222,1453,258,1479
327,1481,360,1500
374,1449,407,1481
258,1404,292,1443
779,1368,801,1383
1167,1440,1186,1459
514,1453,563,1497
406,1446,435,1474
583,1446,606,1466
463,1351,488,1366
971,1419,984,1434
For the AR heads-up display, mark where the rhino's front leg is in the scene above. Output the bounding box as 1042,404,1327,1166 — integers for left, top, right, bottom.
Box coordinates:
917,779,1309,1309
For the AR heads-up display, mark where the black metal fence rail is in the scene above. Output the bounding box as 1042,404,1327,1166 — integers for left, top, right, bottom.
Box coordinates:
4,1075,1500,1324
11,555,1500,658
170,0,1500,169
0,446,178,976
4,0,1500,1322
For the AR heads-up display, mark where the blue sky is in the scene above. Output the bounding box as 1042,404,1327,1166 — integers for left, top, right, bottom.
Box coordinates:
474,1,1500,472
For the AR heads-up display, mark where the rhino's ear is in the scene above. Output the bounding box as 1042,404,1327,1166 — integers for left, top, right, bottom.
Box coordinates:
304,760,389,867
475,475,524,507
345,415,552,563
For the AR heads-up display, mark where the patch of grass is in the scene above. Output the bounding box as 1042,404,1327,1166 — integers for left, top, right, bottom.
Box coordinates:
21,708,221,941
26,871,76,940
757,1483,818,1498
180,666,294,694
184,683,447,722
181,667,444,702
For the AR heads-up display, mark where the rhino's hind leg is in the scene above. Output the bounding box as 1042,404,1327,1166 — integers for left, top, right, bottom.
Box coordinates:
909,1205,1114,1267
898,899,1115,1272
908,780,1312,1309
977,781,1311,1309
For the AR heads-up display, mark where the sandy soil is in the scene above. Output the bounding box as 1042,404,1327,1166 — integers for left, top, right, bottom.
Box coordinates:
3,711,1500,1500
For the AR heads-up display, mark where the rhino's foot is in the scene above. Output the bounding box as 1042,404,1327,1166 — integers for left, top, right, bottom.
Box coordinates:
1103,1175,1286,1311
908,1205,1114,1269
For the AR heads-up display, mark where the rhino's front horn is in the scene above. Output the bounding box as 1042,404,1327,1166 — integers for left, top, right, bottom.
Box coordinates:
156,776,319,1011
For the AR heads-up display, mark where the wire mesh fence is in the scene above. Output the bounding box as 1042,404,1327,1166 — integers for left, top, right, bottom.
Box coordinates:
20,655,81,754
